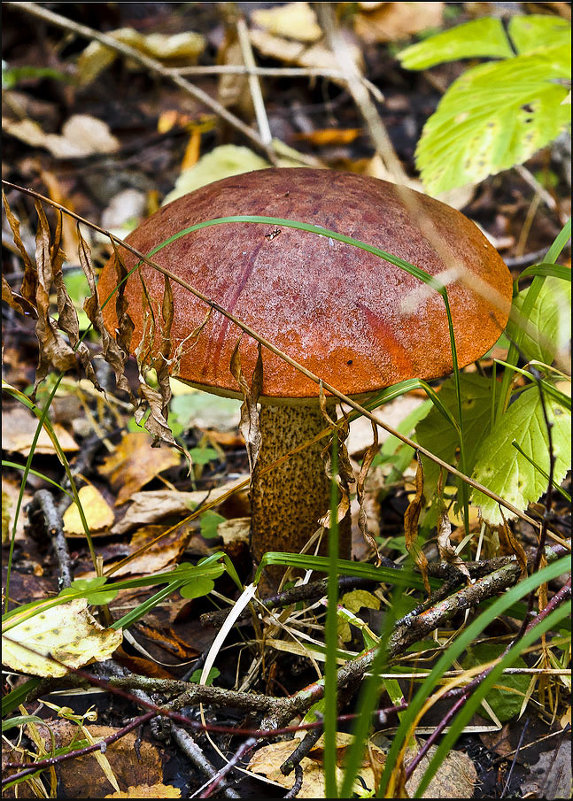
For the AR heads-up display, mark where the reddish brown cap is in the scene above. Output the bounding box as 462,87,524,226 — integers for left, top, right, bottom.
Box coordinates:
98,168,512,400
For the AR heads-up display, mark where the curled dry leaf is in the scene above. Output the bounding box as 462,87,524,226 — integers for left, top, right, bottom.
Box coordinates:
2,598,122,678
230,340,263,474
436,506,470,580
79,229,132,396
356,419,382,562
77,28,206,86
404,453,430,594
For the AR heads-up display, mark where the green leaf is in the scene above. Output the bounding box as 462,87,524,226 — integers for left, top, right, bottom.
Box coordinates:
472,387,571,524
462,644,529,722
511,276,571,364
415,374,494,517
415,47,571,194
188,667,220,685
189,446,219,465
399,18,514,70
199,510,226,539
508,15,571,55
179,575,215,599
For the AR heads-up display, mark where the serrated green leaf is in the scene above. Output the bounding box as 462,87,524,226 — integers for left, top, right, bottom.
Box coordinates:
416,48,571,194
399,17,513,71
509,15,571,55
472,388,571,524
415,374,494,519
462,644,529,722
511,276,571,364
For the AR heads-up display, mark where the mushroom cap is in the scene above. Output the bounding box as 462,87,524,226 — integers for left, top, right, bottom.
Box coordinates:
98,168,512,401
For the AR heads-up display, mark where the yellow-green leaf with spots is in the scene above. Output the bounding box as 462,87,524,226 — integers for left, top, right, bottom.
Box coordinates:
2,598,122,677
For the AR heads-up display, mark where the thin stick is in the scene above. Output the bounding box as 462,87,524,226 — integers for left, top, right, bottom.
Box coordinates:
315,2,408,184
236,16,272,148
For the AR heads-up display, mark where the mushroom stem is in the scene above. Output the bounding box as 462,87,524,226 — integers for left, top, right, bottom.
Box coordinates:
250,403,352,582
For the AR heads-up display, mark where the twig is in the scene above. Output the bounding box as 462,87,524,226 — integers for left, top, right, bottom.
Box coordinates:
27,489,73,589
314,2,408,184
195,737,257,799
200,574,379,627
236,15,273,149
172,727,242,799
6,2,276,162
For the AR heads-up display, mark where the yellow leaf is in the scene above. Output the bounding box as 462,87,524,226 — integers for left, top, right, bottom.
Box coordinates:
63,485,115,535
3,599,122,677
252,2,322,42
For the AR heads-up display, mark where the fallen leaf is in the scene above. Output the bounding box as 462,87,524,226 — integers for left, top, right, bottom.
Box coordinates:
250,29,363,77
2,598,122,677
2,406,79,455
77,28,206,85
4,114,119,158
105,784,181,798
216,517,251,545
99,431,181,506
36,721,162,798
293,128,363,146
63,485,115,535
405,745,477,798
354,2,444,43
111,477,249,534
104,521,195,576
247,739,345,798
251,2,322,42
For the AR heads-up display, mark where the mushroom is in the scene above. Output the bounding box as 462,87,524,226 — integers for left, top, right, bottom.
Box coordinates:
98,168,512,576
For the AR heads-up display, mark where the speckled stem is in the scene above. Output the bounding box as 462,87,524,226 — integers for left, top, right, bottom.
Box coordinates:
250,404,351,583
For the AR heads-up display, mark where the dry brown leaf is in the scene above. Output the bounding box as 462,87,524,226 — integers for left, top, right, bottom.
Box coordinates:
105,784,181,799
404,453,430,593
354,2,444,44
436,507,470,580
2,406,79,455
104,521,195,577
99,431,181,506
247,739,345,798
63,485,115,535
33,200,82,384
77,28,206,86
80,230,132,396
405,745,477,798
251,2,322,42
36,721,162,798
110,477,249,534
216,516,251,545
230,340,263,474
3,191,38,307
498,514,528,578
250,28,363,77
356,420,382,561
293,128,363,145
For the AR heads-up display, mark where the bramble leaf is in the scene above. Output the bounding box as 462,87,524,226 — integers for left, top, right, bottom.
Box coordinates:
472,387,571,524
